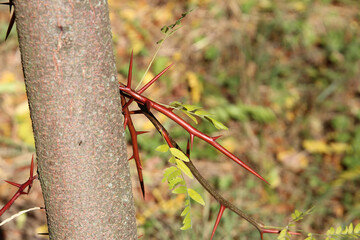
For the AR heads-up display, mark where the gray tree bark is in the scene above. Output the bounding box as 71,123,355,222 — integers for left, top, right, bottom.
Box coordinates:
14,0,137,239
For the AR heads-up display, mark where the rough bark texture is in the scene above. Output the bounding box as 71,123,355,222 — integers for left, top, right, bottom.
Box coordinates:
14,0,137,239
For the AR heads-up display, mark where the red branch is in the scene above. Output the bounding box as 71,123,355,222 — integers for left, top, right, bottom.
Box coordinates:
119,54,302,239
119,54,267,184
0,155,37,217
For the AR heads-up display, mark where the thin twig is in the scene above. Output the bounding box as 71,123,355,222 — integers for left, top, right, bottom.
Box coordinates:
0,207,43,226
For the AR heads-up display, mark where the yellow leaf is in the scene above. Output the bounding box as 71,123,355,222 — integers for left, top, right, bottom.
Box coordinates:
328,142,351,154
186,71,203,103
303,140,329,154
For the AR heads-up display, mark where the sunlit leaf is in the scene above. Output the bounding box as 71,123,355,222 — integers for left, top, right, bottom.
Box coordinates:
181,110,198,124
169,156,176,164
162,167,178,183
168,177,185,190
170,148,189,162
182,104,202,112
205,116,228,130
155,144,169,152
188,188,205,206
348,223,353,234
354,223,360,233
172,186,187,194
180,212,191,230
181,206,190,216
167,168,182,181
176,159,193,179
327,227,335,235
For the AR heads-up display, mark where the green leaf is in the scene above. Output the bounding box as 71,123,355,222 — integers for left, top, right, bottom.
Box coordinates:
172,186,187,194
169,156,176,164
180,213,191,230
183,211,191,224
205,116,228,130
180,223,191,230
155,144,169,152
278,229,288,240
336,226,342,234
162,167,178,182
167,168,182,181
182,104,202,112
181,206,190,216
176,159,193,179
182,110,198,124
188,188,205,206
194,109,210,117
348,223,353,234
169,148,189,162
327,227,335,235
354,223,360,233
170,101,182,107
161,26,169,33
168,177,185,190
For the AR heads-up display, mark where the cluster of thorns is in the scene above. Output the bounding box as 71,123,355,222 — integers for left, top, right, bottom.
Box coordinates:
0,1,300,236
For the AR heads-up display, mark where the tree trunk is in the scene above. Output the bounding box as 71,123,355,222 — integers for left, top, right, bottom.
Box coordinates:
14,0,137,239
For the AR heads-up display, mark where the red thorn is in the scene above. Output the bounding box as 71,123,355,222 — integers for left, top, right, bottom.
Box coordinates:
136,131,148,135
137,63,174,94
210,205,226,240
5,12,15,41
122,99,133,110
128,155,134,161
4,180,21,188
140,180,145,199
127,51,133,87
186,139,191,158
212,135,222,141
30,155,34,178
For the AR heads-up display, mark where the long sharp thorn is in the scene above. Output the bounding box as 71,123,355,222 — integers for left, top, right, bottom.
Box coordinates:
128,155,134,161
138,63,174,94
30,155,34,178
140,180,145,199
212,135,221,141
136,131,148,135
127,50,133,87
210,205,226,240
4,180,21,188
186,139,191,158
5,12,15,41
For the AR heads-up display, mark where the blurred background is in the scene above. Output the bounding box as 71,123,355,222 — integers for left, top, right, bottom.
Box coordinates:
0,0,360,239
